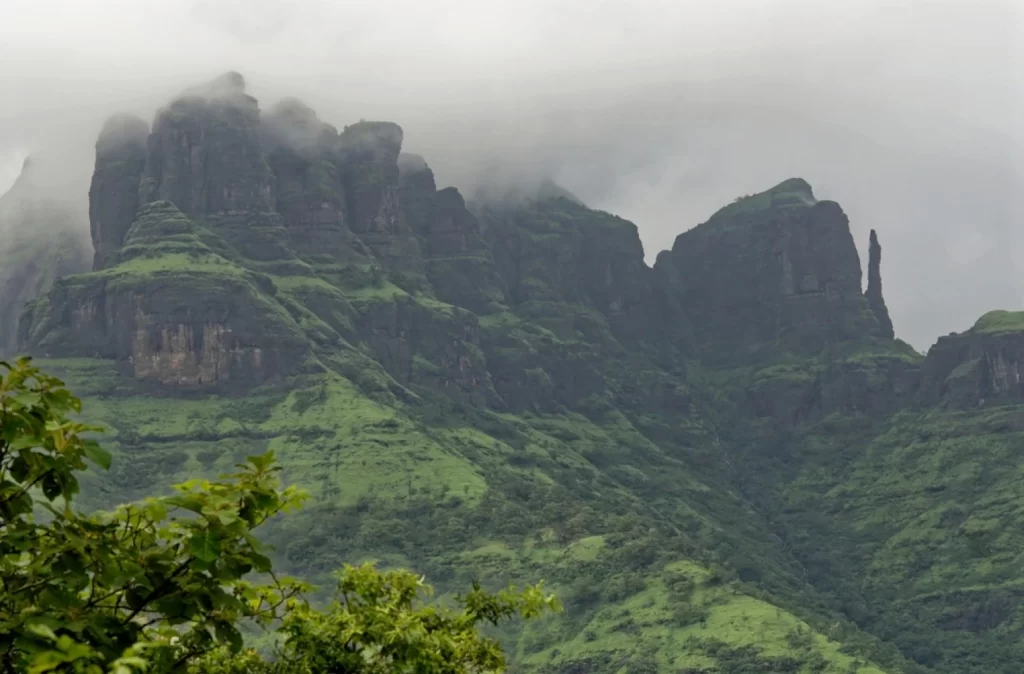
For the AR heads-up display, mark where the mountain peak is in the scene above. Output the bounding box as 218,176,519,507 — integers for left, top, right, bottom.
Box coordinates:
710,177,818,222
182,70,248,100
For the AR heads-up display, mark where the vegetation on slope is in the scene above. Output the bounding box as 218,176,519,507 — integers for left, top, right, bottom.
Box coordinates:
9,74,1014,673
0,358,556,673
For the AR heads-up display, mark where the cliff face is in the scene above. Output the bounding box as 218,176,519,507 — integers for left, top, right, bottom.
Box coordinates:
16,76,911,406
89,114,149,269
658,178,886,360
919,310,1024,407
20,201,311,387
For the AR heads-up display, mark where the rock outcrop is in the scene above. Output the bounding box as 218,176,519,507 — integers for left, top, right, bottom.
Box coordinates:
89,114,149,269
139,72,275,219
659,178,886,360
19,201,311,387
399,155,509,315
263,98,371,272
15,74,913,411
865,229,895,339
338,121,424,280
920,311,1024,407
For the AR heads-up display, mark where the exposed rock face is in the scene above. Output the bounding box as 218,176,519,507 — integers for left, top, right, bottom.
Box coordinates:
660,178,884,359
264,99,371,269
480,195,652,340
472,194,655,411
139,73,275,219
353,295,501,407
20,202,310,387
399,155,509,315
90,114,149,269
338,122,423,278
866,229,895,339
14,73,916,413
920,311,1024,407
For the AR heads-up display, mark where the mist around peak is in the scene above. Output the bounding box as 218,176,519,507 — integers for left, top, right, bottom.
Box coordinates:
0,0,1020,349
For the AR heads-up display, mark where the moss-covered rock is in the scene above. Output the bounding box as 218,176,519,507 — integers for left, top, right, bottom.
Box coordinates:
660,179,886,360
920,311,1024,407
20,202,310,388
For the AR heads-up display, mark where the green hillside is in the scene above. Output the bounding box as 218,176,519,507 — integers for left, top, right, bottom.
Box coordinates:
4,72,1022,673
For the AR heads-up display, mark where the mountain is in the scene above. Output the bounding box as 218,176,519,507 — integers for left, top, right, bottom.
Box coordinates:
0,156,91,356
5,71,1023,673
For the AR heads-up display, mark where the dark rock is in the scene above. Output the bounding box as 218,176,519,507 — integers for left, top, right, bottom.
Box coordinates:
264,99,372,268
90,114,149,268
399,157,509,314
337,122,424,278
479,194,653,345
20,202,309,388
139,73,275,219
353,293,501,407
920,311,1024,407
661,178,882,360
865,229,895,339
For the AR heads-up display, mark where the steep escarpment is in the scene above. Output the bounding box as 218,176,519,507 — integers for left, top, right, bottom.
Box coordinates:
660,178,886,360
13,71,1024,674
89,113,149,269
917,310,1024,407
20,201,312,386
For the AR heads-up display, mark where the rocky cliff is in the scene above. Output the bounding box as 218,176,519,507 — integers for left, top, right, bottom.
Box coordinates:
865,229,895,339
918,310,1024,407
658,178,886,361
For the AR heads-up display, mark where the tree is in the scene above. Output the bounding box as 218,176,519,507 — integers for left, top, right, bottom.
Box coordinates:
196,565,558,673
0,358,558,673
0,357,310,672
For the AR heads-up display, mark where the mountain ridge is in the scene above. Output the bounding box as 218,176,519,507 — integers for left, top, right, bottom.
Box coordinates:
3,72,1023,673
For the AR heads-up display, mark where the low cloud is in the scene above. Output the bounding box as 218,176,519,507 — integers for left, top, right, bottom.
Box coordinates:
0,0,1020,348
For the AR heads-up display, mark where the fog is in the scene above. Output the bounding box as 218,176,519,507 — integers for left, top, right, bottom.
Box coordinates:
1,0,1021,349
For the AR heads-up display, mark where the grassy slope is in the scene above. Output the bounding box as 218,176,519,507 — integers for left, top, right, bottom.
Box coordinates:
38,354,893,674
775,405,1024,673
701,323,1024,674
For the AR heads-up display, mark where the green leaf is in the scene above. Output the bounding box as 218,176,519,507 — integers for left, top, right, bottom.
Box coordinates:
165,494,205,514
26,624,58,642
41,472,62,501
213,620,244,652
190,530,222,563
82,441,112,470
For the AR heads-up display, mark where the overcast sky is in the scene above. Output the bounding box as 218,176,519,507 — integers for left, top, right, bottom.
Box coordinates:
1,0,1021,349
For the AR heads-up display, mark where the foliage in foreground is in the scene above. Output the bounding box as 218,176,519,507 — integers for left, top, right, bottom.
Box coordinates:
0,358,557,673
